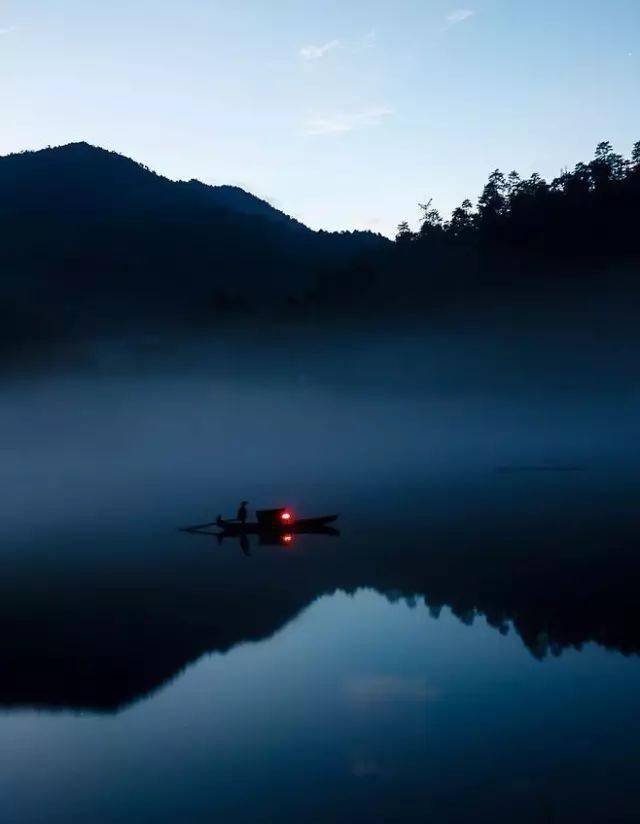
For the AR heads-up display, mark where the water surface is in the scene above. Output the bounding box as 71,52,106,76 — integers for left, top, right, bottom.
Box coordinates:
2,335,640,822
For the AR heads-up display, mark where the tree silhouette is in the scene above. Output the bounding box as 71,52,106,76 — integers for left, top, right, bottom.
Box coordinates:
418,200,444,239
333,139,640,309
477,169,508,237
395,220,413,243
449,199,474,238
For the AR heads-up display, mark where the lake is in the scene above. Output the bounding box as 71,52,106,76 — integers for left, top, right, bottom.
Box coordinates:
2,330,640,822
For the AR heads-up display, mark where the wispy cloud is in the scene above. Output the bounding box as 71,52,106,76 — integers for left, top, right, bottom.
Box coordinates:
304,105,393,136
299,39,340,60
0,25,17,35
445,9,475,26
358,29,377,50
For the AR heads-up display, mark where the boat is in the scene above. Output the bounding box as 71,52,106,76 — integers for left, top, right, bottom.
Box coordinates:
181,507,339,537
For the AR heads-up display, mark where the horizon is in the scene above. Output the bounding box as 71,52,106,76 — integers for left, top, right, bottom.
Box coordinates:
3,134,639,241
1,0,638,237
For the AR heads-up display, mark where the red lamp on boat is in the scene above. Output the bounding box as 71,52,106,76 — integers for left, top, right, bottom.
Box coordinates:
280,510,293,524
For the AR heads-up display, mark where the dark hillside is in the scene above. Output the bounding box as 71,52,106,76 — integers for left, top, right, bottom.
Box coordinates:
0,143,387,347
313,140,640,314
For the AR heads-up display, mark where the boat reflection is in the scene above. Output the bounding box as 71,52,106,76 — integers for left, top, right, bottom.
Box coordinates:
186,522,339,555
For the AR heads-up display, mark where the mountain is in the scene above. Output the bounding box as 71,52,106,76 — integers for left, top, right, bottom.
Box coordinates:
0,142,307,229
185,181,305,225
0,142,388,347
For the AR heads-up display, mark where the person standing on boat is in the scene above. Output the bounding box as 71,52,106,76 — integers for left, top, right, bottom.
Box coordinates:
237,501,248,524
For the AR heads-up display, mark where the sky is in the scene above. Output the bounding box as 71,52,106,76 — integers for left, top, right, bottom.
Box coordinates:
0,0,638,237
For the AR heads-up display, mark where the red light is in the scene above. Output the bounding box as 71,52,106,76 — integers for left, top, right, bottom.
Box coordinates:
282,534,294,544
281,511,292,522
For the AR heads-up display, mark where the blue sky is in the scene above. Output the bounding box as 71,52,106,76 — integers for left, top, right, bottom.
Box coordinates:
1,0,638,236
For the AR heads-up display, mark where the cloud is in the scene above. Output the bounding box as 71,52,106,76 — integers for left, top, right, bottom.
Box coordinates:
304,106,393,136
299,39,340,60
358,29,377,50
446,9,475,26
0,25,17,35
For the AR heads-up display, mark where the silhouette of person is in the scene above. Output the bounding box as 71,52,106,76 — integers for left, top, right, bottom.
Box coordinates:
237,501,248,524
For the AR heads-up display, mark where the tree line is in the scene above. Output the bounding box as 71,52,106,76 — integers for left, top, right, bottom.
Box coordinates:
396,140,640,258
301,140,640,314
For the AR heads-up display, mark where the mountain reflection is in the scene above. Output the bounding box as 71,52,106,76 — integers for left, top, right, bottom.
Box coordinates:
1,499,639,714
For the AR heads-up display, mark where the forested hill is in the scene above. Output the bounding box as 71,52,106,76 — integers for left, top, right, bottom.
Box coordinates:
314,141,640,312
0,142,387,345
0,142,309,230
3,139,640,353
396,140,640,256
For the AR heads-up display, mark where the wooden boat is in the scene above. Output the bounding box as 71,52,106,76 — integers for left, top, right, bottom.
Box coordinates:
181,509,338,536
209,514,337,534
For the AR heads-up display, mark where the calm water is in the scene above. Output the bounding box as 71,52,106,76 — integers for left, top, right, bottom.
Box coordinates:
2,337,640,822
